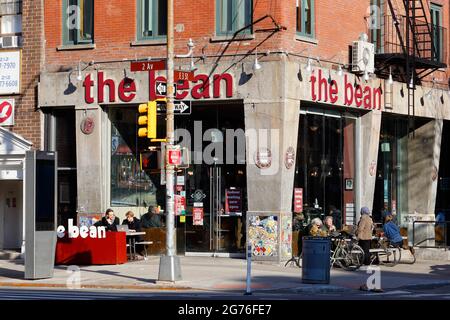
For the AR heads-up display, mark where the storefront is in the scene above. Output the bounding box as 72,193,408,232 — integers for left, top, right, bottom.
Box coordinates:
38,55,450,258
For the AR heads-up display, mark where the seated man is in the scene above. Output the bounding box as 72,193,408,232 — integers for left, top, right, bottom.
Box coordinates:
141,205,164,228
383,214,403,247
98,208,120,232
122,210,141,231
322,215,337,235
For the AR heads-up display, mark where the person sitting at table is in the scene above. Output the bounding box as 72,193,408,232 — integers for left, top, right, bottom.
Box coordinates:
122,210,141,231
383,213,403,247
100,208,120,232
141,205,164,228
321,215,337,235
307,218,328,237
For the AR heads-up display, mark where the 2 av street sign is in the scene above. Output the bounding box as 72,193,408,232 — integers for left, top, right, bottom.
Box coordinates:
130,60,166,72
156,100,191,115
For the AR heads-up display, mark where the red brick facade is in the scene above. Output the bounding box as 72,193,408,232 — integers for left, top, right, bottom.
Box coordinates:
1,0,43,149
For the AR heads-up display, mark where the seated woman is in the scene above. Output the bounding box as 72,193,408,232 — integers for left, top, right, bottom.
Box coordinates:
122,211,141,231
307,218,328,237
383,214,403,247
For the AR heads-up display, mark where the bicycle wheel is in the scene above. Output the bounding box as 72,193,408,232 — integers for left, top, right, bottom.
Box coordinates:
336,247,357,271
348,244,365,269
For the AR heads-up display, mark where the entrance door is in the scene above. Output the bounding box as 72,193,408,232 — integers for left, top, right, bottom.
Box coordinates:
178,103,247,255
184,163,245,254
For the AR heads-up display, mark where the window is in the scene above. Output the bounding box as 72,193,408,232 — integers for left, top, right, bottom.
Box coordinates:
63,0,93,45
296,0,314,38
0,0,22,37
216,0,252,35
430,3,443,62
137,0,167,40
109,107,165,207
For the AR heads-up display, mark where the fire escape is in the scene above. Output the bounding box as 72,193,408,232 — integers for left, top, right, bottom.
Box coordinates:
372,0,447,135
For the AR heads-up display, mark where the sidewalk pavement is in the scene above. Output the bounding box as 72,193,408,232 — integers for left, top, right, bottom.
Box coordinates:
0,256,449,294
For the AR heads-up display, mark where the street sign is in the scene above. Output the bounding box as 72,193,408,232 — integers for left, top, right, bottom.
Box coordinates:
156,100,191,115
167,148,182,166
0,99,14,126
174,70,195,82
130,60,166,72
155,81,177,96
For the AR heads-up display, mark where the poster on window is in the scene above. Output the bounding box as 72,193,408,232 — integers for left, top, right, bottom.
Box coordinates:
193,207,204,226
174,194,186,216
0,50,21,95
225,188,242,215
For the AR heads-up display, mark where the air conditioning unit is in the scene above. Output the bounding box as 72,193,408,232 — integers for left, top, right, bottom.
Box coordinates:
352,37,375,74
0,36,21,48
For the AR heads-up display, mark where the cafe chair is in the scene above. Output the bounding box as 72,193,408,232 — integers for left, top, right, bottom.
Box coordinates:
134,241,153,260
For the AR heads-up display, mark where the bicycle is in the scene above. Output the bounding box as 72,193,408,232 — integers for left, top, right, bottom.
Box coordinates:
330,234,365,271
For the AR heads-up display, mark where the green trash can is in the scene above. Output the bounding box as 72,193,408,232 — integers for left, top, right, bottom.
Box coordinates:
301,236,331,284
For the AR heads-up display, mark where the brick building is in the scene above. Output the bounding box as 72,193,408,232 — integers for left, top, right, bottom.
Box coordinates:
3,0,450,257
0,0,43,252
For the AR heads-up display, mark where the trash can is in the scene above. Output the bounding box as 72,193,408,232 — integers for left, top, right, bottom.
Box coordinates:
301,236,331,284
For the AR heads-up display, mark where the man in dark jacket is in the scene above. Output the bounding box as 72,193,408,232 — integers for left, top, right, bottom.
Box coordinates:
141,206,164,228
100,208,120,231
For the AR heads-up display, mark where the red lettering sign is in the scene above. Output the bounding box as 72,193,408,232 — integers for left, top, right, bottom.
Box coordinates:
168,149,181,166
294,188,303,213
310,71,382,110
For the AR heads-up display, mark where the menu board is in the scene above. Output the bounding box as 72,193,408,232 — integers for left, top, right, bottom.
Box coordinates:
225,188,242,215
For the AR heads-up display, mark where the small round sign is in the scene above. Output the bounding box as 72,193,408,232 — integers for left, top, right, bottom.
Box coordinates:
254,148,272,169
0,100,14,125
285,146,295,169
80,116,95,135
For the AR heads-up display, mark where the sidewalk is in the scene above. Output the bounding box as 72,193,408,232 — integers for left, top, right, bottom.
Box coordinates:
0,256,448,294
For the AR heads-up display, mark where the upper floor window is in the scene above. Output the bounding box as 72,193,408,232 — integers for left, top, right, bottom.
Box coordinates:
137,0,167,40
430,3,443,62
0,0,22,46
296,0,314,38
63,0,93,45
216,0,252,36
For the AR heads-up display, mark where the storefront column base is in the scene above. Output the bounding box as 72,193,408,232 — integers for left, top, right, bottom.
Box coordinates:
158,255,182,281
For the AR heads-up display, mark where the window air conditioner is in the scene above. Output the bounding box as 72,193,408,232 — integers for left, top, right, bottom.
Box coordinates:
352,38,375,74
0,35,21,48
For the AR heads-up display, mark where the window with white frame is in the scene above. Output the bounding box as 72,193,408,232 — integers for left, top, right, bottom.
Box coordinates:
0,0,22,39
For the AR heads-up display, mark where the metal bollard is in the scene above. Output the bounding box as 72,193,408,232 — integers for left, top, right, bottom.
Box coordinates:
244,241,252,295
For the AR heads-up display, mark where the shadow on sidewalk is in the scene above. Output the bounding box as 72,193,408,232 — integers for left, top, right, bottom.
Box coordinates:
74,268,157,284
0,267,23,280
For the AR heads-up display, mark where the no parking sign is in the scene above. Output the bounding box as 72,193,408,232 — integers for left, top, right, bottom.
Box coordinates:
0,99,14,126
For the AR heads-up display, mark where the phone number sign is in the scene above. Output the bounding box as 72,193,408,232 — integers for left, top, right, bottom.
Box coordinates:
0,51,21,95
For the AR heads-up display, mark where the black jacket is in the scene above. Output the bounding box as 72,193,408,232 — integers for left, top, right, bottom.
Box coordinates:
100,217,120,231
140,213,164,228
121,217,141,231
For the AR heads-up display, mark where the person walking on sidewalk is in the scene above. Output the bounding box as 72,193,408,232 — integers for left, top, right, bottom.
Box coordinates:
356,207,374,265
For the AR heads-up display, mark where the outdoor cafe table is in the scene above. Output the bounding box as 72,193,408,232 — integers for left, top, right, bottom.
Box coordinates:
125,231,146,260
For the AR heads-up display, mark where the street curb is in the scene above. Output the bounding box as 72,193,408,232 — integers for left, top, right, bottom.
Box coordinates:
395,281,450,291
0,282,192,291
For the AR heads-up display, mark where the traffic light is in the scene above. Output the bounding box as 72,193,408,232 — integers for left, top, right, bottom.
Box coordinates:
138,101,157,139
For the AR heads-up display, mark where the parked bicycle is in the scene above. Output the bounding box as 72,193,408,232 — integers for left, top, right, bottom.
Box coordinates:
330,233,365,271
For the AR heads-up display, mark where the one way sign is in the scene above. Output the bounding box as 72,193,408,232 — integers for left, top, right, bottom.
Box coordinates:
155,81,177,96
157,100,191,115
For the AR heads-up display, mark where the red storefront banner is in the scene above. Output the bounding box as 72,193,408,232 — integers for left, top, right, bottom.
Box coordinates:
193,207,204,226
294,188,303,213
225,188,242,215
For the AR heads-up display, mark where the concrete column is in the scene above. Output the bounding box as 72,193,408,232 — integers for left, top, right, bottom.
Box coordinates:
356,110,382,222
244,99,300,213
406,119,443,246
75,106,104,213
